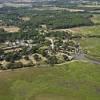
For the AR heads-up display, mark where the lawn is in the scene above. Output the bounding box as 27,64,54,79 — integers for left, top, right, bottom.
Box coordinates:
0,61,100,100
80,38,100,60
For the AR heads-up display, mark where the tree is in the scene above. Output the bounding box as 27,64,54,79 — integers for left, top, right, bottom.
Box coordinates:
34,54,41,62
63,54,69,61
6,62,23,69
0,49,4,55
5,52,21,62
47,55,58,65
24,55,30,60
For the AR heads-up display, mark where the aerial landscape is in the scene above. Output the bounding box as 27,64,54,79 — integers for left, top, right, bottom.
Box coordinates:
0,0,100,100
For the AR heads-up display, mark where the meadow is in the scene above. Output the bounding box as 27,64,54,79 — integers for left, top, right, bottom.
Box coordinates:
0,61,100,100
91,14,100,24
70,14,100,36
71,25,100,35
71,14,100,60
80,38,100,60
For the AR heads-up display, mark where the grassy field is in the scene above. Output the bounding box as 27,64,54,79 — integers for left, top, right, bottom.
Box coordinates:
80,38,100,59
78,4,100,8
0,61,100,100
91,14,100,24
71,25,100,35
70,14,100,36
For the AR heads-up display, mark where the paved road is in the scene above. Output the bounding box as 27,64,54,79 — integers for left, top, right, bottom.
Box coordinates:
74,50,100,65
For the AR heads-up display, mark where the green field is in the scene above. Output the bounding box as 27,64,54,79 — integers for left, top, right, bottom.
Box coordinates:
71,14,100,36
71,25,100,35
80,38,100,59
91,14,100,24
78,4,100,8
0,61,100,100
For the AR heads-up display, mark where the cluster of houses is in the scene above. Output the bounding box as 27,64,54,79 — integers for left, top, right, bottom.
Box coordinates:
4,39,34,48
0,27,81,67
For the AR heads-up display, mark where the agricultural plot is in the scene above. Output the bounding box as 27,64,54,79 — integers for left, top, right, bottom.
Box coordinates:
0,61,99,100
71,25,100,35
80,38,100,60
21,16,30,21
91,14,100,24
0,26,20,33
78,4,100,8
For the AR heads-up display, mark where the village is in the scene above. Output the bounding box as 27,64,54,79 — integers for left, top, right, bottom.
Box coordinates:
0,2,98,70
0,26,80,69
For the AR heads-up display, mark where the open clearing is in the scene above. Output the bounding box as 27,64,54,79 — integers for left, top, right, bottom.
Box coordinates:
33,7,84,12
80,38,100,60
70,25,100,35
78,4,100,8
91,14,100,24
0,26,20,33
0,61,100,100
21,16,30,21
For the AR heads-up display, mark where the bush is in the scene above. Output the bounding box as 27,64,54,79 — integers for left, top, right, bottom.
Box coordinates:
47,55,58,65
23,61,34,67
34,54,41,61
24,56,30,60
6,62,23,69
5,52,21,62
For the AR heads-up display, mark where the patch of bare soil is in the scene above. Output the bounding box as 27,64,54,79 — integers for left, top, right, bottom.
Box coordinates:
21,16,30,21
0,26,20,33
71,27,80,31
